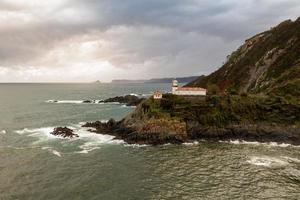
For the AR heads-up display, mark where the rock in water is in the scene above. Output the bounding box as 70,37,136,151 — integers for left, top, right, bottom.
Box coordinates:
104,95,145,106
51,127,79,138
82,100,92,103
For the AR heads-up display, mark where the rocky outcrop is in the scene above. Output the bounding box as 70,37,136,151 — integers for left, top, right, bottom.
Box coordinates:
82,102,189,145
187,123,300,145
51,127,79,138
82,117,188,145
103,95,145,106
82,119,300,145
82,95,300,145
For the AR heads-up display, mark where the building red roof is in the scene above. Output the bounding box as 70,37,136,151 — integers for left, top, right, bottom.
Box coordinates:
176,87,206,91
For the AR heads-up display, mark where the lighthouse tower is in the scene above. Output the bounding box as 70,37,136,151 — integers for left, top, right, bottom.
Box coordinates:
172,79,178,93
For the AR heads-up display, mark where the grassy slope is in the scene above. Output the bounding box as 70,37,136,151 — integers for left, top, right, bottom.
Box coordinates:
142,94,300,127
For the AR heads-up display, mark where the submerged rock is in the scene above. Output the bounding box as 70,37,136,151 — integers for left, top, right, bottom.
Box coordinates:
51,127,79,138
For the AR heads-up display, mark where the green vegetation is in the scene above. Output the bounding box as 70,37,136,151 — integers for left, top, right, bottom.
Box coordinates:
141,94,300,128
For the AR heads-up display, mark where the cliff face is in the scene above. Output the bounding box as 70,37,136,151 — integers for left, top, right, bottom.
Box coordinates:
187,18,300,97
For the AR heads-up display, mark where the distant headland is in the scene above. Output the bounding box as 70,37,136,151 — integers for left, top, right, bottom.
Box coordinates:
111,76,202,84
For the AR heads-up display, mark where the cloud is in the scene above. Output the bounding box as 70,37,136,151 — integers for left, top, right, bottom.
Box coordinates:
0,0,299,82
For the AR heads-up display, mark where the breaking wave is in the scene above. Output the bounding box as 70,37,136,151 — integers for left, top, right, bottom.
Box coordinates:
183,141,200,146
15,123,124,155
247,156,289,167
45,100,121,105
221,140,300,148
123,144,149,148
128,93,152,97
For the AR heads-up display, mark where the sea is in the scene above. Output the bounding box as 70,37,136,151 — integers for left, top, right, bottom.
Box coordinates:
0,83,299,200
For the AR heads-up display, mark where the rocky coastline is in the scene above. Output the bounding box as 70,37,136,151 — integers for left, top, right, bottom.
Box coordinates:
49,94,145,106
102,95,145,106
52,94,300,145
79,119,300,146
82,94,144,106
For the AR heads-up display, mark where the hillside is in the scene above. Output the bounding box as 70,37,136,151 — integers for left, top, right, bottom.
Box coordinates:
187,18,300,97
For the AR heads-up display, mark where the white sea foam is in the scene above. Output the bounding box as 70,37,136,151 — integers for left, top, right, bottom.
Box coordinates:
228,140,260,145
124,144,149,148
16,127,65,141
46,100,84,104
75,128,124,153
222,140,300,148
121,105,136,108
129,93,140,97
51,150,62,157
15,123,125,154
268,142,291,148
247,156,289,167
15,128,34,135
127,93,152,97
41,146,62,157
183,141,199,146
41,146,51,150
280,156,300,163
45,100,111,104
1,130,6,134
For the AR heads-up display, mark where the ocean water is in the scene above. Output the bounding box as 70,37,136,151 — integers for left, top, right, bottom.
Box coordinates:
0,83,299,200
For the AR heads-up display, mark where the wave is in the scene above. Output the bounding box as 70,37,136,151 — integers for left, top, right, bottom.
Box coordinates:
46,99,124,105
16,127,63,140
41,147,62,157
45,99,115,104
121,105,136,108
221,140,300,148
247,156,289,167
51,150,62,157
128,93,152,97
15,123,124,154
123,144,149,148
280,156,300,163
1,130,6,134
183,141,200,146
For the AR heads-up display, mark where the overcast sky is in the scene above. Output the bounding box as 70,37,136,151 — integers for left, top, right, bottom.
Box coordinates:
0,0,299,82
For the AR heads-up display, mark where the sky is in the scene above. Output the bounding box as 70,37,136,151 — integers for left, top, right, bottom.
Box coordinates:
0,0,299,82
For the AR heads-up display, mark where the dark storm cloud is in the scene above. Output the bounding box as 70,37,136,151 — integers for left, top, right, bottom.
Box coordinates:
0,0,299,81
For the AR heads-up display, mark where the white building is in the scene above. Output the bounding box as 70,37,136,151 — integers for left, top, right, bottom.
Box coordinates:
153,91,163,99
172,79,206,96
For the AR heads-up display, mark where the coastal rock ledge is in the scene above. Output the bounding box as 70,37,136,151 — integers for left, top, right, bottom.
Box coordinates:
81,120,300,146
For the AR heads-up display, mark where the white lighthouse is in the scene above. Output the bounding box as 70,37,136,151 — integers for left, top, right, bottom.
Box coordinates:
172,79,178,93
